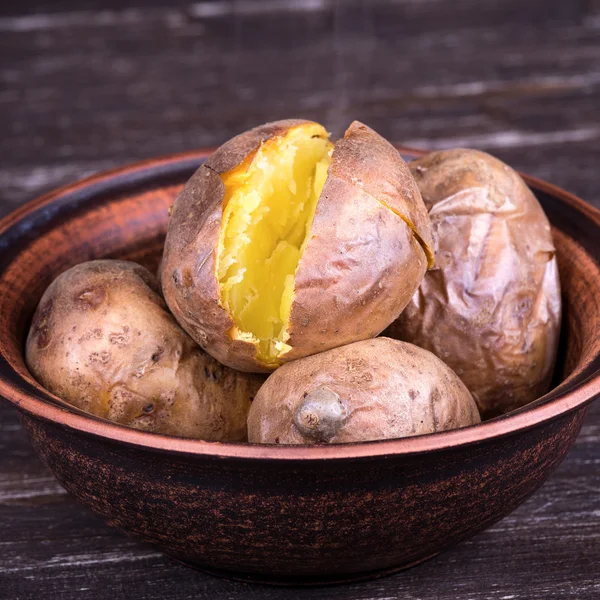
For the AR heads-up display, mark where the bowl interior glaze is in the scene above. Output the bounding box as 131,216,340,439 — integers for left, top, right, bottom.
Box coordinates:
0,149,599,458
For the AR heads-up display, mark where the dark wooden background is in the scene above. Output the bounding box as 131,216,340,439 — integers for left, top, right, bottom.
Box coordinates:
1,1,599,598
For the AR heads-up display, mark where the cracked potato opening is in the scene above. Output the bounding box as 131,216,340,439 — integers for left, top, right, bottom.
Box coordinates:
217,123,332,364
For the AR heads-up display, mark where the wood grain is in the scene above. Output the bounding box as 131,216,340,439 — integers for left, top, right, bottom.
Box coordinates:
0,0,599,598
1,0,599,212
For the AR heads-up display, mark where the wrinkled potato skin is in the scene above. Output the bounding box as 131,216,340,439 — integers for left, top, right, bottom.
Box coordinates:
385,149,561,418
26,260,263,440
161,119,433,372
284,122,433,363
247,338,480,444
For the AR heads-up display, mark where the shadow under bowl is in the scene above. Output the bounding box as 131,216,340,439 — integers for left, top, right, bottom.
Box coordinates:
0,149,599,585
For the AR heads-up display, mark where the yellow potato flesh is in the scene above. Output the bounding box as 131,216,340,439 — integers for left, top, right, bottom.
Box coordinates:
218,124,333,365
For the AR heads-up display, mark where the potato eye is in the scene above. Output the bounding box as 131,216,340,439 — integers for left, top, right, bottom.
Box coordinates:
293,387,348,443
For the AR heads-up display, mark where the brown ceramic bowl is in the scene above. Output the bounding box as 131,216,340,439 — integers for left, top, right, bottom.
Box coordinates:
0,149,599,586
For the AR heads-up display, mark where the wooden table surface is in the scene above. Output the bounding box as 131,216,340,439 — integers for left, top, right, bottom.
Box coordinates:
1,1,599,598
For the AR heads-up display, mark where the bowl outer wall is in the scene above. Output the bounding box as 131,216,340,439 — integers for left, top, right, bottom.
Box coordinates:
18,403,588,580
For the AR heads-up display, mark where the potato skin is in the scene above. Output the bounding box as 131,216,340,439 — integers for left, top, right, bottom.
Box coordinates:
284,122,433,362
161,119,433,372
26,260,263,440
385,149,561,418
247,338,480,444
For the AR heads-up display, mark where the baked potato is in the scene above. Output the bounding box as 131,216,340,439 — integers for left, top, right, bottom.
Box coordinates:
385,149,561,418
161,119,433,372
247,337,480,444
26,260,263,440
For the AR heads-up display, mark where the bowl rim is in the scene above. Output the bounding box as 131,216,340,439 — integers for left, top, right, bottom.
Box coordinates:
1,147,599,460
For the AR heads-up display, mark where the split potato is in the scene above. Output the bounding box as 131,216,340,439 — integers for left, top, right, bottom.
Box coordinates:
385,149,561,418
161,119,433,372
247,338,480,444
26,260,263,440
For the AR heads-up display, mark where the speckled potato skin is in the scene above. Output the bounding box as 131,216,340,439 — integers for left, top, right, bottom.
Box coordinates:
385,149,562,418
161,119,433,372
247,338,480,444
26,260,263,440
